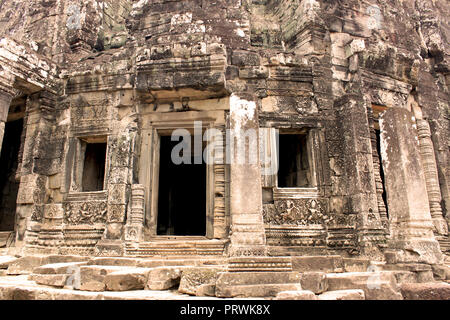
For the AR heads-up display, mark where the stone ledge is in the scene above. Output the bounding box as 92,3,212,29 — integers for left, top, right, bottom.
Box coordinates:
400,282,450,300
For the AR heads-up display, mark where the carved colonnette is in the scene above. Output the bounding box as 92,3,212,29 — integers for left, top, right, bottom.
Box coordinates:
416,119,448,236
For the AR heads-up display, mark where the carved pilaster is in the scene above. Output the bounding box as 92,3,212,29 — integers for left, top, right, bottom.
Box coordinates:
212,126,228,239
125,184,145,245
380,108,443,264
228,94,267,257
417,119,448,236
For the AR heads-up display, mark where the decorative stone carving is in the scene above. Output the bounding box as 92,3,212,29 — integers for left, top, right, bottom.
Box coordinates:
31,205,44,222
70,95,110,135
106,204,126,223
213,164,228,239
125,184,145,243
64,201,108,225
264,199,330,226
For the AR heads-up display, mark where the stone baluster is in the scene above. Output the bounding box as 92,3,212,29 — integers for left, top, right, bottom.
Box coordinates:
416,119,448,236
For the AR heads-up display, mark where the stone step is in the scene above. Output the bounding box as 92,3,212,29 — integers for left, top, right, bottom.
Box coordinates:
290,255,371,273
33,262,87,275
0,256,18,269
0,276,216,300
318,289,365,300
291,255,344,273
215,271,302,298
78,265,131,292
437,237,450,254
375,262,435,282
275,290,317,300
228,257,292,272
7,255,89,275
28,274,70,288
87,257,226,268
326,271,403,300
104,268,152,291
178,267,225,296
400,282,450,300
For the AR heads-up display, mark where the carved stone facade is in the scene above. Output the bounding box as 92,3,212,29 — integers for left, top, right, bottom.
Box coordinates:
0,0,448,266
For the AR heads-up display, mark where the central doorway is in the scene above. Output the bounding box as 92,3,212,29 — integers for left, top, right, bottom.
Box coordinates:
156,135,206,236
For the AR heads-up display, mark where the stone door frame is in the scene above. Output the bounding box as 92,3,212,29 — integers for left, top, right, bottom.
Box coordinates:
139,111,227,240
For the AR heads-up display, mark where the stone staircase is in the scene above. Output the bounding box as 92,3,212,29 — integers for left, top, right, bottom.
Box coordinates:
437,236,450,255
0,254,449,300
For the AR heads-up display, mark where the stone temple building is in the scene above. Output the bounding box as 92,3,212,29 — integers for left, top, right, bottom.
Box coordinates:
0,0,449,299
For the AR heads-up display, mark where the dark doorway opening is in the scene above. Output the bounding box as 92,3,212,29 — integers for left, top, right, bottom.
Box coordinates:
0,118,23,231
278,133,312,188
375,129,388,218
157,135,206,236
82,142,107,192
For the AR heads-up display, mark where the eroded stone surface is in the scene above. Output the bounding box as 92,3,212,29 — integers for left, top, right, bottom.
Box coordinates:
400,282,450,300
215,272,302,298
276,290,317,300
300,272,328,294
326,271,403,300
319,289,365,300
179,267,223,296
147,267,182,291
104,268,151,291
79,266,126,292
0,0,448,301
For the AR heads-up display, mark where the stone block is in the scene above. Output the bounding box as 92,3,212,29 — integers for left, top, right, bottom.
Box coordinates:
343,258,371,272
390,271,417,285
300,272,328,294
87,257,140,267
104,268,151,291
33,262,87,275
0,256,18,269
7,256,45,275
276,290,317,300
179,267,223,296
147,267,182,291
29,274,69,288
292,256,344,273
218,283,302,298
195,284,216,297
400,282,450,300
79,266,125,292
326,271,403,300
416,270,435,283
319,289,365,300
215,272,302,298
431,264,450,281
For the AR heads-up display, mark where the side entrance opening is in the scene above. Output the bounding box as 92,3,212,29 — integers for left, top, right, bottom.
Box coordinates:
0,118,23,232
157,135,206,236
